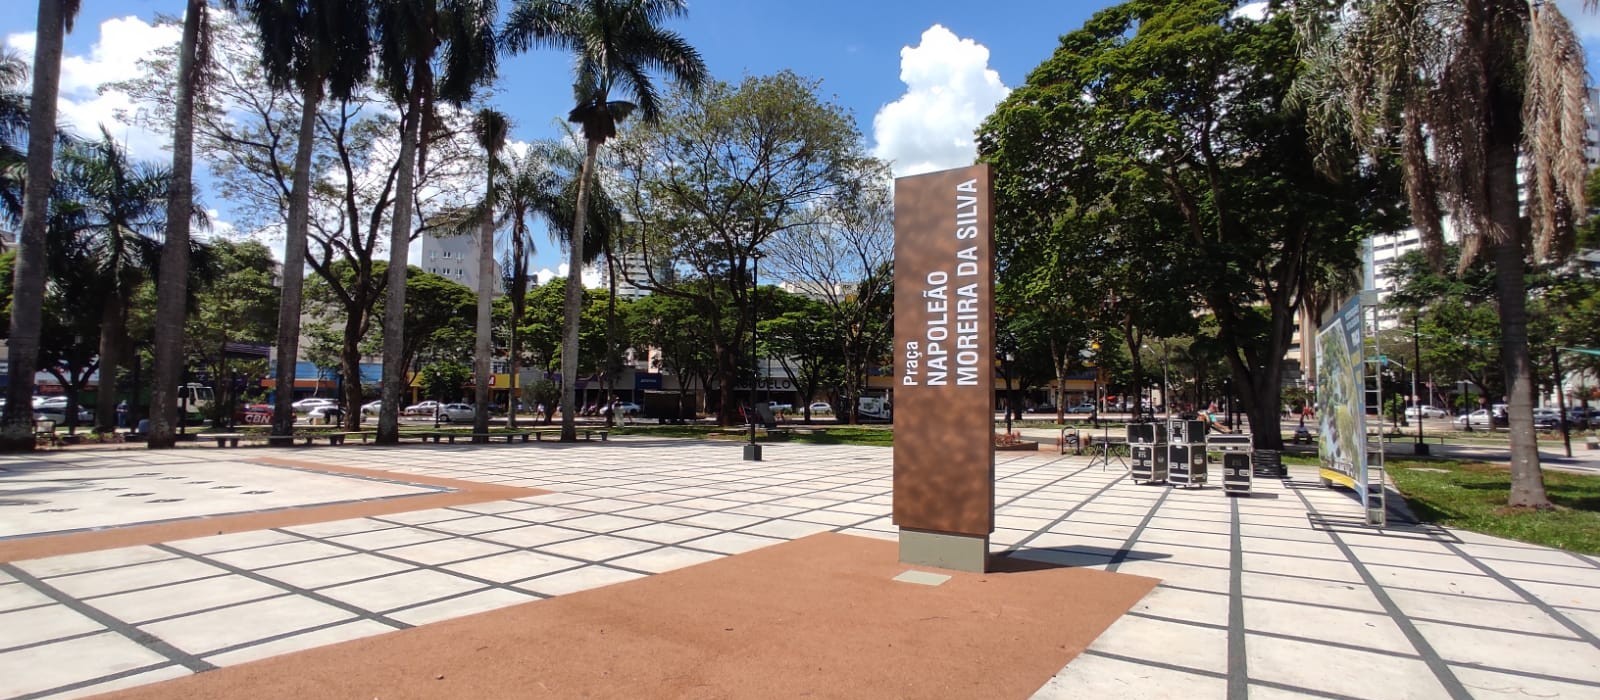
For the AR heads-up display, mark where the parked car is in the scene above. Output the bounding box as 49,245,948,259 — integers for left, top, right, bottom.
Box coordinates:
236,403,273,425
1067,403,1096,414
1028,403,1058,414
404,400,442,416
768,402,794,413
361,399,384,417
1567,406,1594,428
292,397,338,413
34,404,92,424
613,402,642,415
306,405,345,425
435,403,474,422
808,402,833,415
1455,409,1493,428
1404,405,1448,419
1532,408,1563,431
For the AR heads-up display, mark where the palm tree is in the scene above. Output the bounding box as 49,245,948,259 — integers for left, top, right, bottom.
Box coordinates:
498,147,561,429
1293,0,1594,507
51,129,169,433
503,0,707,441
372,0,498,444
0,49,32,226
228,0,372,438
3,0,80,451
148,0,210,449
471,108,508,440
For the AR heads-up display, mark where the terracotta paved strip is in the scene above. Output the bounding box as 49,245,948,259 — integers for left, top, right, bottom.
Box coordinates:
0,457,547,563
97,532,1158,700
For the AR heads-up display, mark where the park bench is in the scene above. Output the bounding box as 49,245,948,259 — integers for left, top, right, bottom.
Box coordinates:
33,420,59,447
468,432,534,443
531,427,609,442
208,433,248,447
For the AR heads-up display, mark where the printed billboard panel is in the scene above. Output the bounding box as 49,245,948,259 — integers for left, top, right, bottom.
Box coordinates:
1316,297,1367,497
891,164,996,537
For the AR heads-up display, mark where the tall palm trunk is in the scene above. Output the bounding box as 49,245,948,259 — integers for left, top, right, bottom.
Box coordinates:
148,0,204,449
272,89,322,437
1,0,67,450
1489,138,1550,507
559,139,599,441
377,95,422,444
473,184,494,440
94,294,124,433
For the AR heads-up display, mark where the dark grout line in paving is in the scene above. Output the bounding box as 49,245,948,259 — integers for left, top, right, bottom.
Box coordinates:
1435,539,1600,649
1287,485,1472,700
1226,496,1248,700
150,543,414,632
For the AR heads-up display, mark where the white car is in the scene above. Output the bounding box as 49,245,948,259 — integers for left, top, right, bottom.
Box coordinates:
360,399,384,417
613,402,641,415
306,405,345,424
404,400,442,416
768,402,793,412
809,402,832,415
1404,406,1448,419
292,397,338,413
435,403,474,422
1454,409,1493,428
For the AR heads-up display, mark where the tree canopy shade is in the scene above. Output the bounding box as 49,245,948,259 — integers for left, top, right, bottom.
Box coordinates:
1293,0,1594,507
978,0,1402,449
503,0,706,440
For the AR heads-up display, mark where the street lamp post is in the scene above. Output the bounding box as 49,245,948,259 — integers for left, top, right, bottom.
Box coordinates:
1412,316,1427,455
1004,350,1015,435
744,251,764,462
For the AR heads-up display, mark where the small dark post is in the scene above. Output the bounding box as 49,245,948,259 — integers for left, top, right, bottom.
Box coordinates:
1414,317,1427,455
1555,347,1572,458
745,251,763,461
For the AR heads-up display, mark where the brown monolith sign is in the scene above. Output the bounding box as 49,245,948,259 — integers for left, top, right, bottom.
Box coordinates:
892,164,995,573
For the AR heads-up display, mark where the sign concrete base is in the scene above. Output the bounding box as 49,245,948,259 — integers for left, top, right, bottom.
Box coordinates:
898,528,989,573
743,444,762,461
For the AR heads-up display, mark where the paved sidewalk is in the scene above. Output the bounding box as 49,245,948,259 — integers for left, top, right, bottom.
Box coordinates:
0,440,1596,698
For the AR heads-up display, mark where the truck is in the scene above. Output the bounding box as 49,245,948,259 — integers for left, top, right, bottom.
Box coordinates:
177,383,214,422
857,395,892,422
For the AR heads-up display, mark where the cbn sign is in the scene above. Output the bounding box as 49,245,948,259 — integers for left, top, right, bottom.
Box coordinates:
891,164,995,572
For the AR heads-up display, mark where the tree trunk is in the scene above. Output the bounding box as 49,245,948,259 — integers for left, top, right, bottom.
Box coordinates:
94,295,123,433
560,139,600,442
1489,151,1550,507
340,312,364,431
271,88,321,437
377,94,422,445
716,343,739,426
148,0,203,449
1,0,67,450
472,180,494,441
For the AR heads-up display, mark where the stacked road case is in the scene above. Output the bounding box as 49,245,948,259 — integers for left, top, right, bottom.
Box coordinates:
1167,419,1208,488
1207,433,1254,496
1129,422,1168,484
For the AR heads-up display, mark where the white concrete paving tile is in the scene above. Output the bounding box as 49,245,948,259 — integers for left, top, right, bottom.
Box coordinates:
381,538,514,566
501,506,595,523
612,522,721,544
1244,633,1451,700
1030,651,1226,699
451,500,538,515
388,588,538,626
515,565,646,597
165,530,305,557
0,604,105,649
738,519,835,540
327,525,452,551
0,632,170,698
17,546,178,579
1091,615,1228,674
281,518,397,539
1114,560,1231,594
1239,570,1384,613
1367,563,1519,600
475,523,587,548
207,540,351,570
613,504,705,521
86,575,290,624
1243,596,1416,654
1133,585,1230,627
788,509,875,527
1413,619,1600,683
375,508,477,526
442,550,581,582
685,532,786,555
1450,663,1600,700
609,547,723,574
675,511,767,530
539,534,657,561
1242,551,1364,584
558,514,656,533
319,569,485,612
1388,588,1576,638
204,619,395,667
139,594,356,654
52,663,190,700
726,503,809,519
422,515,529,536
257,553,414,589
0,581,54,613
44,557,228,599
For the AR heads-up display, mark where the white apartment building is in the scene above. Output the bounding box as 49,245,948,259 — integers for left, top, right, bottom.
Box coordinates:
421,232,500,293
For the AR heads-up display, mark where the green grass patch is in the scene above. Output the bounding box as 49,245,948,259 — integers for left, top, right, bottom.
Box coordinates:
613,424,895,448
1388,459,1600,554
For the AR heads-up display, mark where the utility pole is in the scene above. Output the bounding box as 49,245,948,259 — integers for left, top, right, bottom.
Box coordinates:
1413,316,1427,455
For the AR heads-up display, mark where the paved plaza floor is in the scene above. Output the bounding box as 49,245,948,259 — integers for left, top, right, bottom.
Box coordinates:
0,439,1597,698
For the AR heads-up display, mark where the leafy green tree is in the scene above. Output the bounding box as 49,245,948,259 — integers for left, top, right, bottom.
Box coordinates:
504,0,707,440
419,360,471,404
186,240,279,428
227,0,372,438
3,0,81,449
1293,1,1595,506
760,290,843,423
625,288,716,412
610,71,876,425
0,48,32,225
979,0,1398,448
372,0,498,443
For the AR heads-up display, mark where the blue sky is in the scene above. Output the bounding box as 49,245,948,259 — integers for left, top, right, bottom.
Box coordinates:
5,0,1600,277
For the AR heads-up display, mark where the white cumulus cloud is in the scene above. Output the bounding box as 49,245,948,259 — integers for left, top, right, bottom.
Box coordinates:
535,264,604,289
872,25,1010,178
5,16,181,162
